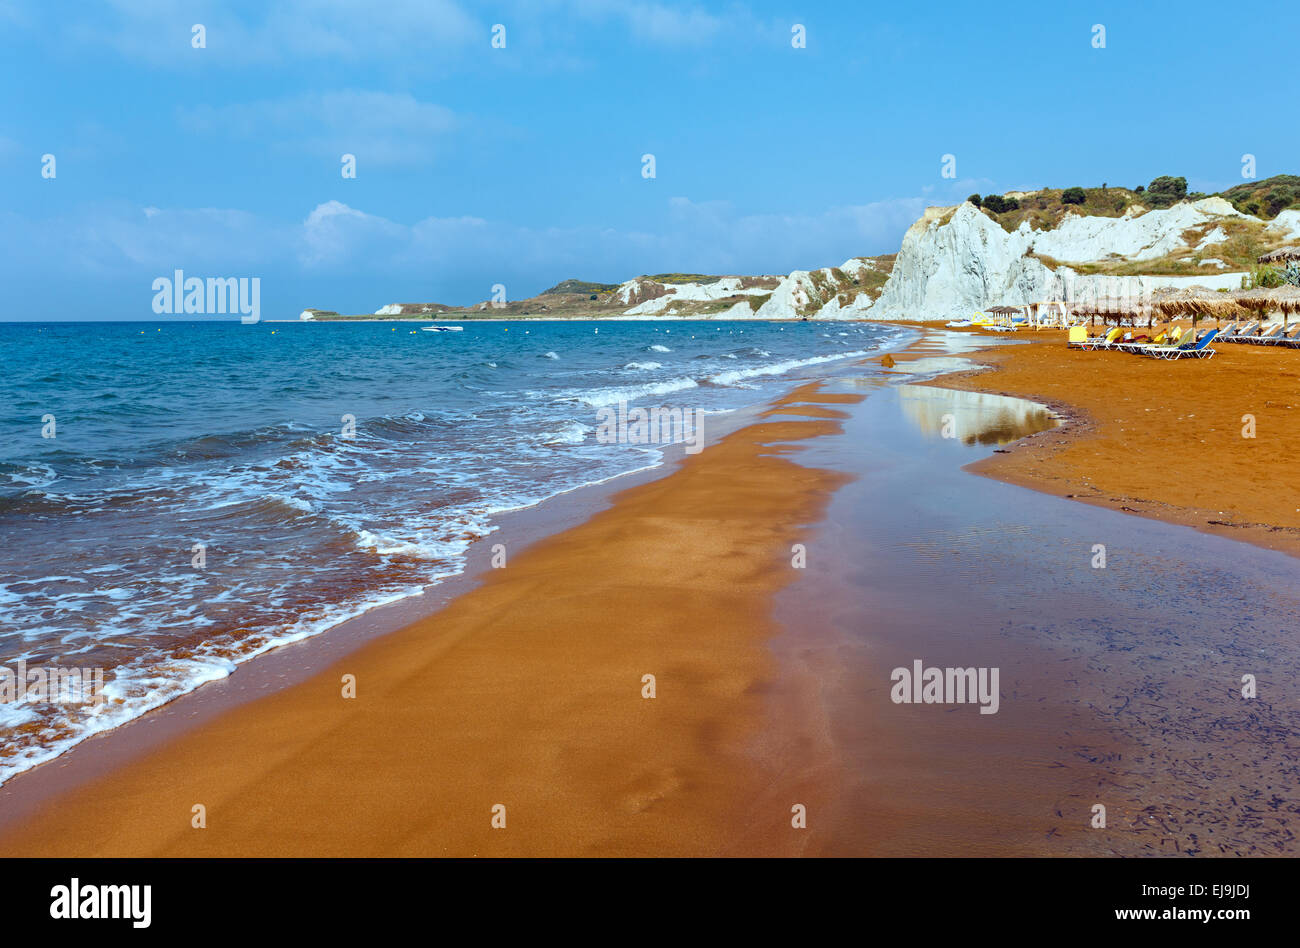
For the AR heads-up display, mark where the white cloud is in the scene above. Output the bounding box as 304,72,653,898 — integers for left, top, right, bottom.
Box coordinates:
285,195,930,285
554,0,748,46
60,0,480,66
1,192,932,314
179,91,458,165
300,200,409,267
612,2,727,44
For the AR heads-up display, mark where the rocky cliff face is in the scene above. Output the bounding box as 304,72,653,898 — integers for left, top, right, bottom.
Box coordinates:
865,198,1280,322
333,195,1298,322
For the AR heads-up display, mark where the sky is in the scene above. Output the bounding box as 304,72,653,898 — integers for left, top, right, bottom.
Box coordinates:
1,0,1297,319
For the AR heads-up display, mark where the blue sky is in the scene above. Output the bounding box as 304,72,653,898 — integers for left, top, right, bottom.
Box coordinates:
2,0,1297,319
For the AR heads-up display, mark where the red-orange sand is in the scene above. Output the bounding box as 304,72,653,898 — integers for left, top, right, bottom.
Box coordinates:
893,323,1300,558
0,387,856,856
6,325,1298,857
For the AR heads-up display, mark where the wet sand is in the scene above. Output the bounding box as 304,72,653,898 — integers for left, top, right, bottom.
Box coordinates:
759,377,1300,856
897,324,1300,558
4,327,1299,857
0,386,861,857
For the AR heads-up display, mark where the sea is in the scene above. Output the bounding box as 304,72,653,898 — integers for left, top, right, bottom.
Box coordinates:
0,317,907,783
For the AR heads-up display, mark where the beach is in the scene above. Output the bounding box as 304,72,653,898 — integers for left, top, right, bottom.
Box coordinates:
905,324,1300,557
3,325,1300,857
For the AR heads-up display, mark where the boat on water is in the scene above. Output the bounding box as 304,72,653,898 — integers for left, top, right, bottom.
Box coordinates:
420,325,465,332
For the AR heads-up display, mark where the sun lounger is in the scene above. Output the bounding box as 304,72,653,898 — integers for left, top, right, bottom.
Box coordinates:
1275,324,1300,348
1248,322,1284,345
1136,327,1193,357
1114,331,1160,353
1072,327,1123,350
1150,328,1219,360
1222,321,1259,343
1126,326,1186,354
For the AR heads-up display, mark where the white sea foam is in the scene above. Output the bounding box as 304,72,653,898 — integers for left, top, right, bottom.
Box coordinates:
267,493,315,514
567,376,700,408
0,321,903,787
540,421,592,445
709,349,874,386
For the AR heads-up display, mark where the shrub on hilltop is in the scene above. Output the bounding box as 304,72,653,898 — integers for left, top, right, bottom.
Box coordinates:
1144,175,1189,208
1220,175,1300,219
980,194,1020,214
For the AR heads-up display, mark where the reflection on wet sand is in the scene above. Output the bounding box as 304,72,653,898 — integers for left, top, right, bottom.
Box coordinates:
896,384,1058,446
763,378,1300,857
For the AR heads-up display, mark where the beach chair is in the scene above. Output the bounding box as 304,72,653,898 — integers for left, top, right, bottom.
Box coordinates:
1223,321,1259,343
1277,324,1300,348
1151,328,1219,360
1114,330,1159,353
1137,326,1193,357
1073,327,1122,350
1127,326,1184,354
1066,325,1088,346
1249,322,1284,345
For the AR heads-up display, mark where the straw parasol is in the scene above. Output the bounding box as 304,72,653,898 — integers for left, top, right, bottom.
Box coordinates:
1069,298,1154,327
1236,285,1300,324
1152,287,1251,327
1025,300,1076,328
1257,247,1300,264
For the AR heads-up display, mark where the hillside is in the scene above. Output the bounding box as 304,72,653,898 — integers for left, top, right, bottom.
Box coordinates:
869,196,1300,322
311,256,896,321
303,175,1300,323
1220,175,1300,219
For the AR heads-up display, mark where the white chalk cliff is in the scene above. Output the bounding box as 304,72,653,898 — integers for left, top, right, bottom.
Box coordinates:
864,198,1265,322
353,195,1296,322
601,197,1283,322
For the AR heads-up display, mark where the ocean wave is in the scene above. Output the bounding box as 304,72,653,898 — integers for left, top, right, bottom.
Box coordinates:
565,376,700,408
709,349,874,386
0,319,903,787
539,421,592,445
2,462,57,489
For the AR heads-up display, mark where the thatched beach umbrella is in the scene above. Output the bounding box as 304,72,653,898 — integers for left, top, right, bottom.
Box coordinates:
1258,247,1300,265
1071,298,1153,328
1152,290,1250,329
984,304,1020,327
1237,285,1300,326
1020,301,1060,328
1027,300,1070,328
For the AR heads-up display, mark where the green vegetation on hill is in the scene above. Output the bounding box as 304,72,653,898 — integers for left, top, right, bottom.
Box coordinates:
1030,214,1285,276
970,174,1300,234
541,279,619,296
1220,175,1300,219
1143,175,1189,208
644,273,721,284
971,186,1142,233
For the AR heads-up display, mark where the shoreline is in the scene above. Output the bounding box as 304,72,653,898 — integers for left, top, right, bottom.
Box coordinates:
887,322,1300,559
0,381,874,856
5,323,1298,855
0,332,921,835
